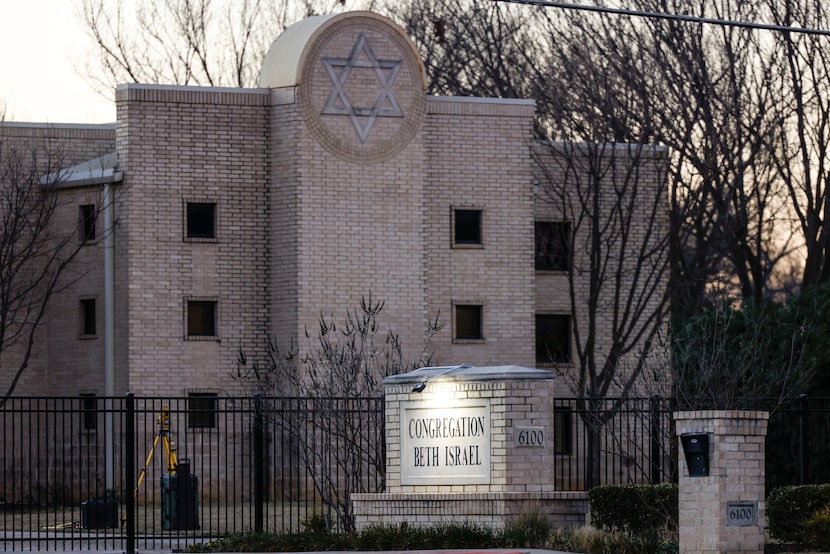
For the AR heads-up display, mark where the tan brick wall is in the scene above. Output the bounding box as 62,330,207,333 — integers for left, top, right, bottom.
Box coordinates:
2,13,667,442
352,369,589,530
425,97,537,367
675,411,768,554
0,122,115,396
384,375,556,494
115,84,271,395
533,143,669,394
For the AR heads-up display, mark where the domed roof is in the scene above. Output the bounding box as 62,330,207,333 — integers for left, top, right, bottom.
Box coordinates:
259,10,427,163
259,11,426,90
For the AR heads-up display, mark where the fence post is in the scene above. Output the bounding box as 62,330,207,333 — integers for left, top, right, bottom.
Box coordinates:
254,395,264,533
650,395,662,484
799,393,810,485
125,393,136,554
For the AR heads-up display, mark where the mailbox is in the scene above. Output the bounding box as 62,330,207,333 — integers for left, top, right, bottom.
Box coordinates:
680,433,710,477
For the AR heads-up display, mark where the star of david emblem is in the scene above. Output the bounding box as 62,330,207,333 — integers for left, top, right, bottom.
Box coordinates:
321,33,404,143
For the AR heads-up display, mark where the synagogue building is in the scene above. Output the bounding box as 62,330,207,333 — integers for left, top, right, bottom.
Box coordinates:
0,11,667,404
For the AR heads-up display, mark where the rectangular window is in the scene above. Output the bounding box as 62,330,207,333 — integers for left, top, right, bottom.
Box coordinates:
79,204,96,242
535,314,571,364
188,393,218,429
454,209,482,245
186,202,216,239
80,298,96,336
455,304,483,340
535,221,570,271
81,394,98,431
187,300,217,337
554,407,573,455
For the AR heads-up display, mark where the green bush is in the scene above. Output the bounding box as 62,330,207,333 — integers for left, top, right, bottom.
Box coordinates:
186,518,679,553
767,484,830,543
803,507,830,551
589,484,678,537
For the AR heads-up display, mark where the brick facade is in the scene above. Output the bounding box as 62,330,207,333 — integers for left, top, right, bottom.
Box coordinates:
352,366,588,529
675,411,769,554
1,9,666,434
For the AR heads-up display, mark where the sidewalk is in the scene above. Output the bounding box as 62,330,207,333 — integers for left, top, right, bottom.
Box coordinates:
27,548,573,554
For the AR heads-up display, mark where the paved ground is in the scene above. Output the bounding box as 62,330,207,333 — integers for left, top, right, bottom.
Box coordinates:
4,548,578,554
3,543,568,554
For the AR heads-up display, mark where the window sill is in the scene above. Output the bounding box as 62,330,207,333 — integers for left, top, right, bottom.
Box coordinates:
185,335,220,342
452,243,484,249
453,338,486,344
184,237,218,243
536,361,572,369
187,426,218,433
78,334,98,340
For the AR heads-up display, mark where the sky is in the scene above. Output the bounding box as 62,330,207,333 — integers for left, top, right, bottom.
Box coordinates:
0,0,115,124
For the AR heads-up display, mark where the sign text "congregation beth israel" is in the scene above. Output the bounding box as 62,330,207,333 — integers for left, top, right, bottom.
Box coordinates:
400,400,491,485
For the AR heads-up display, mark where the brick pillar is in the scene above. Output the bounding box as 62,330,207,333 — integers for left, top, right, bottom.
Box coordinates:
674,411,768,554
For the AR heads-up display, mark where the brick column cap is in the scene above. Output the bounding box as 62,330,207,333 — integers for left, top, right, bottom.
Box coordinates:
674,410,769,422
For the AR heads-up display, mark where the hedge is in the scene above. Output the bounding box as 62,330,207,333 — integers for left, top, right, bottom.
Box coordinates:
767,484,830,544
588,484,678,536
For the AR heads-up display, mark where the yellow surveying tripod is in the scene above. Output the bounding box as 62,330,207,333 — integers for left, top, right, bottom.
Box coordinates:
122,405,179,525
123,404,199,530
137,405,180,492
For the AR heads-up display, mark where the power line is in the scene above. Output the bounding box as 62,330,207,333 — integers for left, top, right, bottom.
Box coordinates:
493,0,830,37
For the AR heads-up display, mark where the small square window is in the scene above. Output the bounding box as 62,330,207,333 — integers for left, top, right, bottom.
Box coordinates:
455,304,483,340
80,205,96,242
81,394,98,431
187,300,217,337
80,298,96,336
535,314,571,364
188,393,218,429
186,202,216,239
554,407,573,455
535,222,570,271
454,209,482,245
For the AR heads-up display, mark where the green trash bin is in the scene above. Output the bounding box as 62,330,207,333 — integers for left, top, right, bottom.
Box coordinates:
161,460,199,530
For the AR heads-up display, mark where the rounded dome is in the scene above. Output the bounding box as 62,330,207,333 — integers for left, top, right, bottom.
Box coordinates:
259,11,426,90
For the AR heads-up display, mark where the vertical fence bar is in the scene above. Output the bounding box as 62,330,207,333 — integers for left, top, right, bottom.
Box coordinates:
125,393,136,554
799,393,810,485
254,395,264,533
650,395,662,484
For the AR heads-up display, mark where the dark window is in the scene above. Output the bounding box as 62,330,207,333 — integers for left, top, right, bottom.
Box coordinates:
535,221,570,271
554,407,573,455
455,304,483,340
535,314,571,364
80,205,96,242
186,202,216,239
81,394,97,431
454,209,482,245
188,393,218,429
187,300,217,336
80,298,96,336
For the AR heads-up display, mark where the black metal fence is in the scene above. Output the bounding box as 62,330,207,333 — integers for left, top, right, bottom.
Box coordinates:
2,394,830,551
1,394,384,552
552,396,676,491
550,395,830,492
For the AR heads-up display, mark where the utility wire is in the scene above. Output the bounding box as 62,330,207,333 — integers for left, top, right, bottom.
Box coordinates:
494,0,830,37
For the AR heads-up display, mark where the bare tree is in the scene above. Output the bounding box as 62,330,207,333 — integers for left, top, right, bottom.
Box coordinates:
0,139,107,403
764,0,830,289
384,0,543,98
235,296,442,531
78,0,371,93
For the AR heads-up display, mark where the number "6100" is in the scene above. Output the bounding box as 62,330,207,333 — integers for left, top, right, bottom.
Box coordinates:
516,427,544,447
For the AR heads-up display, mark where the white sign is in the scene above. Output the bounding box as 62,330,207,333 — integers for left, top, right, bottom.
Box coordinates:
400,399,491,485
